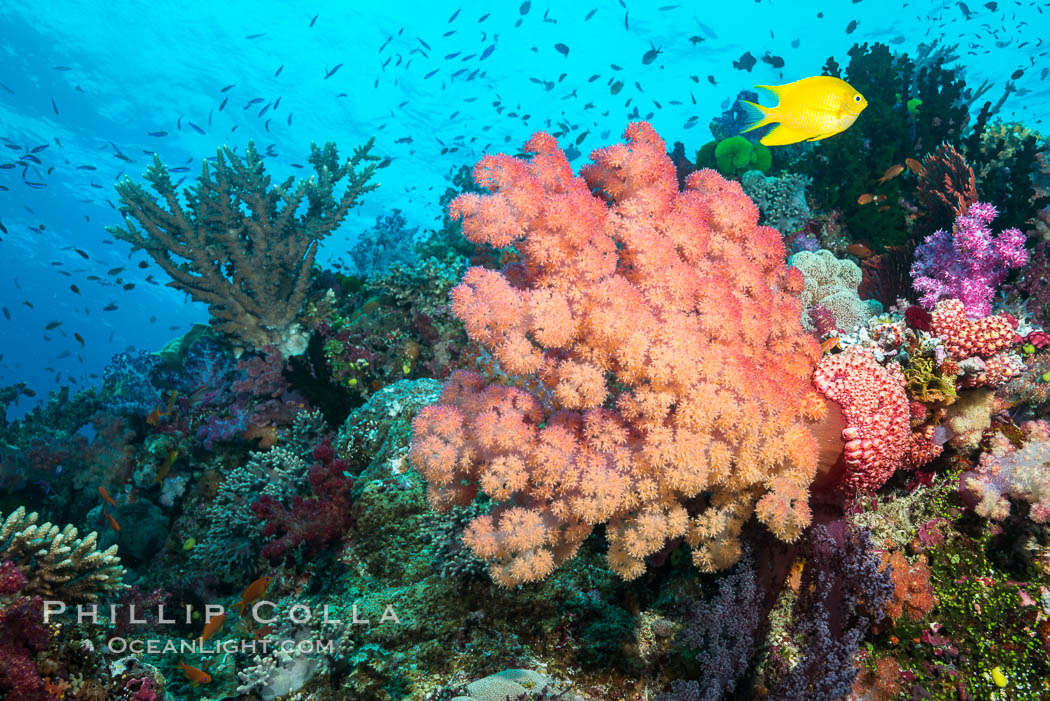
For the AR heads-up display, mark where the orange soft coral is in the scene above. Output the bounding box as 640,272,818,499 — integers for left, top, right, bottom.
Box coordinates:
410,122,825,585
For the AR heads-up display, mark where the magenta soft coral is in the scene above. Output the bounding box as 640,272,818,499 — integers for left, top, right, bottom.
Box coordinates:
251,440,353,564
911,202,1028,318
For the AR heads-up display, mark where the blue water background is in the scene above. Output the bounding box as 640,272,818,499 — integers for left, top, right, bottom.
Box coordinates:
0,0,1044,416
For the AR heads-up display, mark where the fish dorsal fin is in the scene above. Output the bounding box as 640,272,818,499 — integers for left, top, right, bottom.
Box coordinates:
754,84,782,96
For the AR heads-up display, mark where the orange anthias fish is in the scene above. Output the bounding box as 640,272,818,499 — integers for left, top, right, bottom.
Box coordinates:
199,612,226,643
877,164,904,184
857,193,874,205
821,337,841,354
236,575,273,615
104,512,120,532
177,660,212,686
98,486,118,506
904,157,925,176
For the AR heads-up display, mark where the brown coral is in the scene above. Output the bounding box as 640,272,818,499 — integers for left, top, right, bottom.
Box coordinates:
108,140,379,356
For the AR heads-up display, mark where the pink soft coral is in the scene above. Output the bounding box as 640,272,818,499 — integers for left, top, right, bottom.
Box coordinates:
911,202,1028,318
410,122,831,585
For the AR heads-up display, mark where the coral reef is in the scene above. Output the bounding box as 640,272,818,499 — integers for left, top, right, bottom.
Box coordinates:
108,140,379,356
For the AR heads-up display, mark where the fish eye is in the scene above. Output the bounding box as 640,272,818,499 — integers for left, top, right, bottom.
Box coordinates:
854,95,862,102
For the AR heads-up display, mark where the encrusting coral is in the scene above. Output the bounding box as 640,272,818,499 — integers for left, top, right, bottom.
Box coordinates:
410,122,840,586
108,140,379,357
0,507,125,603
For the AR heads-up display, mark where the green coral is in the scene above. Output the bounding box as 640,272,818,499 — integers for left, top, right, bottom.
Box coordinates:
697,136,771,178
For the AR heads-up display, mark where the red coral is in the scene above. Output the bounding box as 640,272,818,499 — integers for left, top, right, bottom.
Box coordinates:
930,298,1019,359
250,439,353,564
0,586,50,701
811,349,911,492
0,560,27,595
125,677,158,701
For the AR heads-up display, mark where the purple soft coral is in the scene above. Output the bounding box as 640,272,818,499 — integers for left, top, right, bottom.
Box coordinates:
911,202,1028,318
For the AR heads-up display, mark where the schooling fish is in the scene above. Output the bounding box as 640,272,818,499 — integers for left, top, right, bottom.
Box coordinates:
99,485,118,505
741,76,868,146
877,164,905,183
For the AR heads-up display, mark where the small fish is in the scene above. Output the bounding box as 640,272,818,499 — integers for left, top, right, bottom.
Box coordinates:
70,284,80,294
245,32,266,39
905,157,925,176
274,64,283,77
480,44,496,60
148,131,168,137
821,337,841,354
199,612,227,643
310,14,318,27
1010,68,1023,80
99,485,118,505
52,65,72,71
741,76,868,146
45,320,62,330
76,164,96,170
74,332,84,347
236,575,273,615
642,46,662,65
154,450,179,483
877,164,904,184
188,122,205,135
103,303,118,311
846,19,858,33
105,512,121,532
846,242,875,259
760,53,785,69
325,63,344,79
178,660,212,686
219,96,228,111
554,43,569,57
733,52,757,72
1,307,8,320
857,193,874,205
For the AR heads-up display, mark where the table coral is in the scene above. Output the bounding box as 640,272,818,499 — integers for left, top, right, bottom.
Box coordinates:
108,140,379,357
410,122,832,585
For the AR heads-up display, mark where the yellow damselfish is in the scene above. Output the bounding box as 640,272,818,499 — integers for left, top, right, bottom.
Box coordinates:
741,76,868,146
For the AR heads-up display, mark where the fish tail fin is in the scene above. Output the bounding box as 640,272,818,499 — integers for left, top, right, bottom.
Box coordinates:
740,100,773,133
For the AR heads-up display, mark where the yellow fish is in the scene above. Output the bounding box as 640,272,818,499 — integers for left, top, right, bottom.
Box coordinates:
741,76,868,146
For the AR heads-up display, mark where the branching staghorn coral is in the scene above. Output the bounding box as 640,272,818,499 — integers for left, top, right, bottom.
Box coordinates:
0,507,125,602
108,140,379,357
